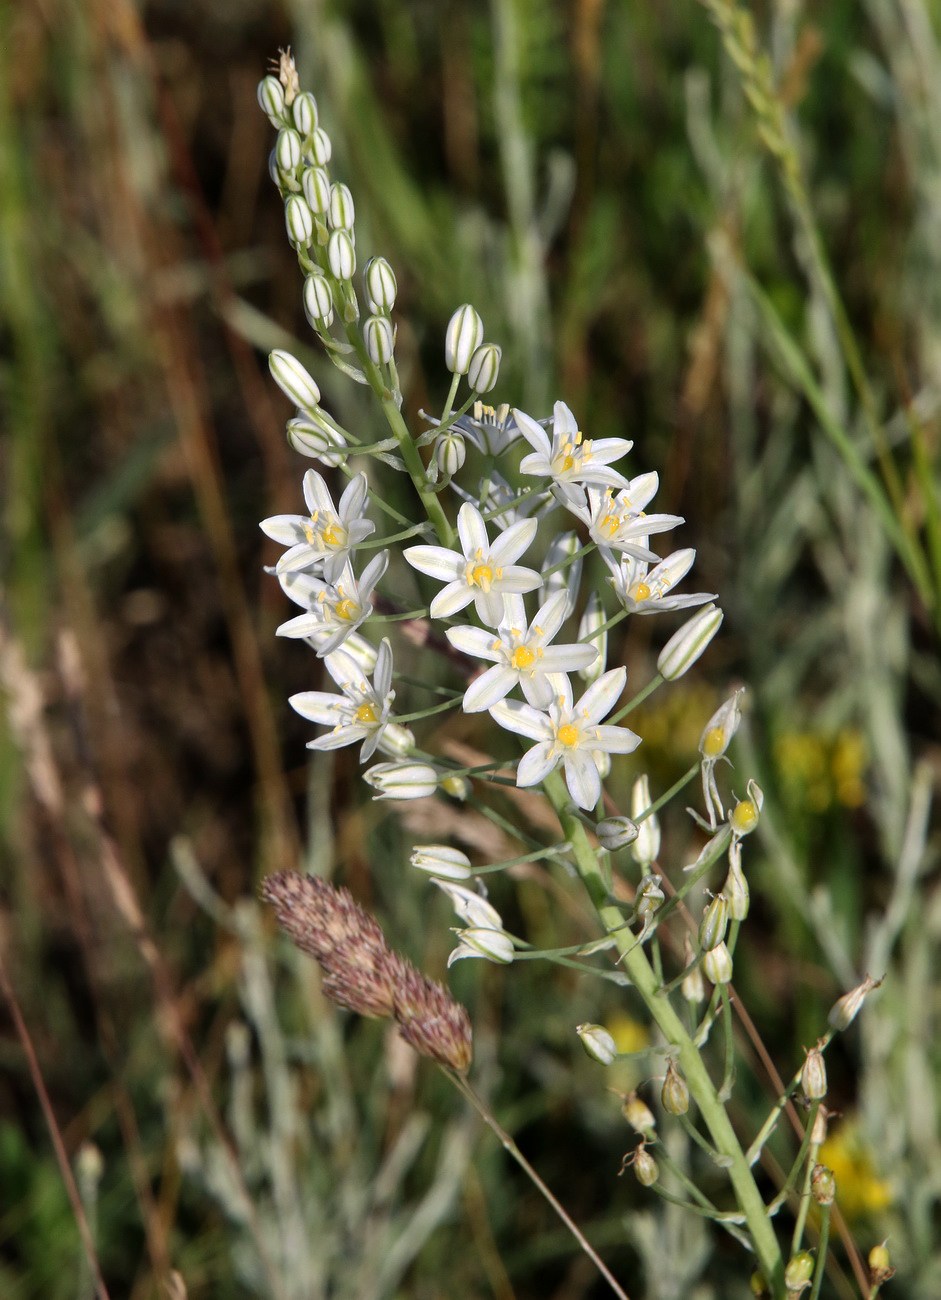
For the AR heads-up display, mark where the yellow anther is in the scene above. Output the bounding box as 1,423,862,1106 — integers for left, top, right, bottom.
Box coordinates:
557,723,580,748
320,522,344,547
512,645,536,670
335,598,358,621
702,725,726,758
600,513,620,538
303,522,317,544
355,703,377,724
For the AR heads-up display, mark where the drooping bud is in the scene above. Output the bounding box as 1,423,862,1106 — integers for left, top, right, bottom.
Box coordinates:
699,688,744,762
810,1163,836,1205
622,1092,656,1135
291,91,318,137
703,941,733,985
303,272,335,328
328,182,355,231
800,1045,828,1101
577,591,608,684
576,1023,618,1066
286,414,346,466
467,343,502,393
284,194,314,248
364,257,397,314
784,1251,815,1295
868,1242,893,1286
327,229,356,281
630,774,661,867
441,774,470,800
636,874,664,922
364,761,438,800
722,841,750,920
431,878,502,931
681,938,706,1004
448,926,514,965
269,349,321,411
302,166,332,215
435,430,466,478
661,1061,689,1115
257,76,287,127
731,779,763,837
657,604,723,680
596,816,639,851
444,304,484,375
699,892,729,952
410,845,472,880
363,315,395,365
275,127,303,176
828,975,882,1031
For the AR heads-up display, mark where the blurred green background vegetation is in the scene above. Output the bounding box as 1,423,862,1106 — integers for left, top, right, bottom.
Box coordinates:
1,0,940,1296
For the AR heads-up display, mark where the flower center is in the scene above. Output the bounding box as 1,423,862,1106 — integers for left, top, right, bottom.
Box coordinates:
320,521,345,548
731,799,758,835
512,644,536,671
470,562,494,591
355,702,377,724
557,723,580,748
702,725,725,757
335,598,358,621
629,581,652,602
599,512,621,538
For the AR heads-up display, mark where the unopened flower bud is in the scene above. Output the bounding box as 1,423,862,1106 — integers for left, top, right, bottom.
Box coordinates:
544,531,583,615
363,315,395,365
302,166,331,215
291,91,318,137
784,1250,815,1294
445,304,484,375
578,591,608,684
633,1148,659,1187
310,125,332,165
432,878,502,930
364,257,397,314
622,1092,656,1135
303,272,334,328
328,182,355,230
810,1163,836,1205
378,722,414,759
467,343,502,393
722,844,750,920
576,1023,618,1066
810,1105,831,1146
868,1242,892,1284
630,774,660,867
441,774,469,800
699,893,729,951
269,349,321,411
275,127,302,175
448,926,514,966
800,1045,827,1101
596,816,639,851
828,975,881,1031
285,194,314,248
661,1061,689,1115
410,845,472,880
657,604,723,680
286,414,346,466
682,957,706,1004
327,229,356,281
364,761,438,800
731,781,763,837
703,941,733,985
435,430,466,478
258,75,287,127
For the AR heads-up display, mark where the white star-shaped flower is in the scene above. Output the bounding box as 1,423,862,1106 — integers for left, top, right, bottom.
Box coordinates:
604,548,715,615
289,638,412,761
514,400,632,492
276,551,388,654
563,478,683,562
490,667,641,810
260,469,375,583
447,591,597,711
404,502,542,627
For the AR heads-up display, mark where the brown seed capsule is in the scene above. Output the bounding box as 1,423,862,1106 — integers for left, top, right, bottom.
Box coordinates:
810,1163,836,1205
661,1060,689,1116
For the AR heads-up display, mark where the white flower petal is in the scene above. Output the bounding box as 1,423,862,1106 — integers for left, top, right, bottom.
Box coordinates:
463,665,517,713
260,515,307,544
490,698,553,741
457,502,488,557
404,544,464,581
430,582,475,619
578,667,626,723
517,743,559,787
289,691,344,723
446,625,503,661
563,750,602,809
512,407,551,457
591,723,642,755
490,516,538,566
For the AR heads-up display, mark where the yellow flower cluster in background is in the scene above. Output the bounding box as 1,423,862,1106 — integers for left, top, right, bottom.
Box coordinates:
819,1121,893,1220
774,727,867,812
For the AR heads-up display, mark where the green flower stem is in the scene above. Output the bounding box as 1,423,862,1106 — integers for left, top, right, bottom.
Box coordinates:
465,792,551,853
472,843,572,874
610,673,662,724
393,696,462,724
790,1109,822,1255
379,393,455,548
543,768,785,1295
807,1205,831,1300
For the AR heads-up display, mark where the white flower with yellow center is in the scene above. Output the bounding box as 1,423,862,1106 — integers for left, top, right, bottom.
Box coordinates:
446,591,598,711
289,638,412,761
490,667,641,811
260,469,375,583
604,547,715,615
276,551,388,654
565,478,683,562
514,400,633,492
404,502,542,627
